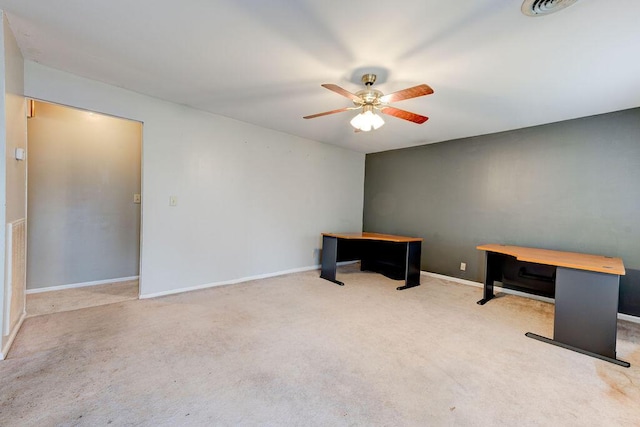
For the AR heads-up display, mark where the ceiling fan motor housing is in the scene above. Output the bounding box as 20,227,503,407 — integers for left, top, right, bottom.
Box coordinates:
355,74,382,107
354,89,383,107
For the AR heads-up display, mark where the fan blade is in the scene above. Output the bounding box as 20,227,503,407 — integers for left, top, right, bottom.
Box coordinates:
380,106,429,124
303,107,352,119
380,84,434,103
322,84,363,102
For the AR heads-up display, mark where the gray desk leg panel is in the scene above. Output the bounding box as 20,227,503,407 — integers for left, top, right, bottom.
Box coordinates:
320,235,344,286
477,252,497,305
397,241,421,290
554,267,619,358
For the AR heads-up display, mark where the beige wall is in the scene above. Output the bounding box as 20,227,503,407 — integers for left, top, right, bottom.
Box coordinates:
27,101,142,289
3,14,25,225
1,11,26,358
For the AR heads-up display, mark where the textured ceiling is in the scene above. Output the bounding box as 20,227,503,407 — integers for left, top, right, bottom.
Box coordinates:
1,0,639,153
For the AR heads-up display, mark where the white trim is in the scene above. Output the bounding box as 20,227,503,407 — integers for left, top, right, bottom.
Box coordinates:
0,310,26,360
26,276,139,294
618,313,640,325
422,271,640,324
140,261,357,299
422,271,555,303
422,271,484,289
140,266,318,299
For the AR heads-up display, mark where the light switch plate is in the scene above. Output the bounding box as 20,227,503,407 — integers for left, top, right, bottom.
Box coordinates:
169,196,177,206
15,148,25,160
133,194,141,204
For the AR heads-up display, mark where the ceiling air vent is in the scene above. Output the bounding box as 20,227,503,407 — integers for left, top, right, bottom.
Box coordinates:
521,0,579,17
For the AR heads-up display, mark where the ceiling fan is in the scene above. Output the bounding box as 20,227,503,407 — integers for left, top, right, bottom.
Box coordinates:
303,74,434,132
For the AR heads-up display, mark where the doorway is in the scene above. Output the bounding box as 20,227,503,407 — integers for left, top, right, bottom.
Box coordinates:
25,100,142,316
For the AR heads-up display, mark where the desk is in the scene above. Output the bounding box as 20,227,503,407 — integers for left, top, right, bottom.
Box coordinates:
321,232,422,290
477,244,628,367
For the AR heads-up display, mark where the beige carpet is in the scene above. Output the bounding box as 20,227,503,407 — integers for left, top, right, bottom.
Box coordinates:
2,265,639,426
26,280,139,317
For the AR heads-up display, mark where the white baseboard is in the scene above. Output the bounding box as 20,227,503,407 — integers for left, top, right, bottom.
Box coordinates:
422,271,640,324
1,310,26,360
140,262,357,300
422,271,483,289
26,276,139,294
422,271,555,303
618,313,640,324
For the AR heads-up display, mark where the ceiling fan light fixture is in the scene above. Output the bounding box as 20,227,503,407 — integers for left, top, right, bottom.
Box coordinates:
350,105,384,132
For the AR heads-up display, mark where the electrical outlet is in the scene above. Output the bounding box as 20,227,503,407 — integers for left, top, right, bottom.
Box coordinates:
133,194,141,204
460,262,467,271
169,196,177,206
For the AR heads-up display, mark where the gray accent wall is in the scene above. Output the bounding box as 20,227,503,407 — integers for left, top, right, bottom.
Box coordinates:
27,101,142,289
364,108,640,314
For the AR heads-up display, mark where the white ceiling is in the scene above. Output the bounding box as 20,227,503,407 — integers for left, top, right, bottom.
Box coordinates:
1,1,639,153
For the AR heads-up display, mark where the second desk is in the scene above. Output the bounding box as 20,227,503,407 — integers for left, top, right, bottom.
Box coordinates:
320,232,422,290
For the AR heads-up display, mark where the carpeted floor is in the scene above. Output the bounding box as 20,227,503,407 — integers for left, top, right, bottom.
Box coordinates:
2,265,639,426
26,280,139,317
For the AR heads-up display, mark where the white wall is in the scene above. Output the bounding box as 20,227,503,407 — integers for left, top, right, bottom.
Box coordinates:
1,11,26,358
24,61,365,297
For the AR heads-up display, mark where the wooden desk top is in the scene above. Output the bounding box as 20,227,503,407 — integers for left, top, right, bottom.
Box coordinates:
323,232,423,243
477,244,625,276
